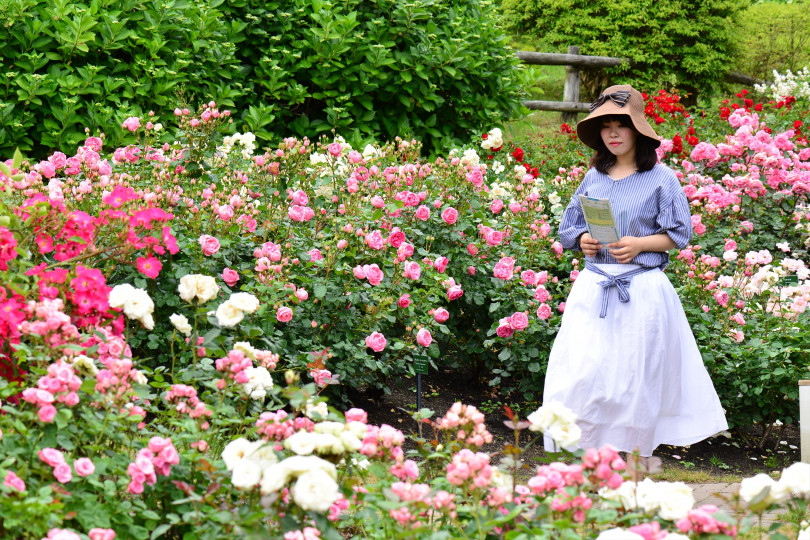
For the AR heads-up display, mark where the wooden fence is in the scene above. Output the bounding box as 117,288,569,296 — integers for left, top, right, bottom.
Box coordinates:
518,46,767,123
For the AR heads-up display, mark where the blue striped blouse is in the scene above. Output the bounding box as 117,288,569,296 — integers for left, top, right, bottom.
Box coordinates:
558,163,693,269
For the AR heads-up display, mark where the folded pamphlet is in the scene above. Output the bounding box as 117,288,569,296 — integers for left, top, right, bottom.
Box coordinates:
578,195,621,244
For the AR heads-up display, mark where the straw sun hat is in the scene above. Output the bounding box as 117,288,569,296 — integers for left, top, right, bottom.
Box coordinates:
576,84,661,150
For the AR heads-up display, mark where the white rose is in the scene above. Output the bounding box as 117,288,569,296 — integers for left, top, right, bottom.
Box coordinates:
233,341,258,360
313,421,345,436
229,292,259,313
285,432,319,455
655,481,695,520
170,313,192,336
240,366,273,400
771,462,810,500
178,274,220,304
247,443,278,469
312,433,344,455
281,455,337,481
547,421,582,448
215,300,245,328
548,191,562,205
231,458,262,490
347,421,368,438
596,529,645,540
221,438,261,471
108,283,136,309
260,463,289,494
291,468,339,513
739,473,776,504
339,431,362,453
70,354,98,376
304,398,328,420
798,525,810,540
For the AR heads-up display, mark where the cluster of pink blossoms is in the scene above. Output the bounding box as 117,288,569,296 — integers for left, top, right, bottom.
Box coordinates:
3,470,26,493
581,445,626,490
38,447,95,484
360,423,405,463
676,504,737,536
0,226,17,270
165,384,212,424
18,298,80,351
215,349,252,387
255,409,314,442
126,437,179,494
435,402,493,448
496,311,530,338
283,527,320,540
446,448,493,488
22,361,81,423
353,263,384,286
42,528,115,540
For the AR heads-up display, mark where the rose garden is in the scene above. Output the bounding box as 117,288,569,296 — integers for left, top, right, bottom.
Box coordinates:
1,0,810,539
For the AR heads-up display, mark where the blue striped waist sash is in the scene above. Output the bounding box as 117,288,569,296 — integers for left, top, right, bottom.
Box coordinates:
585,262,658,318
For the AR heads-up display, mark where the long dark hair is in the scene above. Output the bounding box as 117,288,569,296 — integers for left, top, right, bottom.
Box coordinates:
589,115,658,174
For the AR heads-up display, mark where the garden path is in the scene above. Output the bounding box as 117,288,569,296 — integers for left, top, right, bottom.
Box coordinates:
689,482,780,527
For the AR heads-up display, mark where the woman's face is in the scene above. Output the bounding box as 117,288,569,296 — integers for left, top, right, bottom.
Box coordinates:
600,116,637,160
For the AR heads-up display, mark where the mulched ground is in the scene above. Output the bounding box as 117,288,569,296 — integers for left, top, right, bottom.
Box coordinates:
352,368,802,477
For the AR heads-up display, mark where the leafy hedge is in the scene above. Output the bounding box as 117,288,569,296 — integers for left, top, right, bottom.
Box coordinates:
0,0,525,158
500,0,748,102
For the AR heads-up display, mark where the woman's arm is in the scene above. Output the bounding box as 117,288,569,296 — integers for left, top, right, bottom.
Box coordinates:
606,233,676,264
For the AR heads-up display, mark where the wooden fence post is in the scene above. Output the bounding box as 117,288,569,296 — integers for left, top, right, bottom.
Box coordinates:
801,380,810,463
561,45,581,125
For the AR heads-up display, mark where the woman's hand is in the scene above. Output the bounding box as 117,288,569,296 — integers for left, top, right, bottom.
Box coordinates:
607,236,643,263
579,232,602,258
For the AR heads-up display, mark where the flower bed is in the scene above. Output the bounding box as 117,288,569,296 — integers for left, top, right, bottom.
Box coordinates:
0,88,808,537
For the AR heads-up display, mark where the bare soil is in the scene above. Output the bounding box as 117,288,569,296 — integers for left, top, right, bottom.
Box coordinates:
350,368,802,477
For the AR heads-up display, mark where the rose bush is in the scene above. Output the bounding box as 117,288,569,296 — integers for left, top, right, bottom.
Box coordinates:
0,89,808,537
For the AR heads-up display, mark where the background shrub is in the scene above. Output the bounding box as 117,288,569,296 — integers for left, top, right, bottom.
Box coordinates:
500,0,749,103
735,0,810,81
0,0,525,159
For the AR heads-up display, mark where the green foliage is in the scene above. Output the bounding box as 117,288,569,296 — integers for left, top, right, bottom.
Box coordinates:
500,0,750,102
0,0,525,158
736,1,810,81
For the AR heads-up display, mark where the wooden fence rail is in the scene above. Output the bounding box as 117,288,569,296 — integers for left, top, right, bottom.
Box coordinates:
518,46,767,123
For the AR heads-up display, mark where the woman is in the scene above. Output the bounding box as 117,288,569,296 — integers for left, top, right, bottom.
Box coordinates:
542,84,728,459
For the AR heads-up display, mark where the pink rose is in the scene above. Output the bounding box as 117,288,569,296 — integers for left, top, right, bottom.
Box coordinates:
466,169,484,186
276,306,294,323
365,331,387,352
345,408,367,423
534,286,550,303
288,205,305,222
558,302,566,313
221,268,239,287
88,529,117,540
199,234,220,256
434,256,449,273
353,265,367,279
441,207,458,225
328,142,342,157
122,116,140,132
447,285,463,300
364,264,384,286
388,229,406,248
398,294,411,308
307,248,323,261
467,243,478,256
490,199,504,214
3,470,25,492
295,289,308,301
434,307,450,323
521,270,537,286
397,242,414,260
291,189,309,206
370,195,385,208
416,328,432,347
509,312,529,330
536,304,552,320
74,457,95,477
53,463,72,483
415,205,430,221
467,266,476,275
365,230,385,250
38,448,65,467
536,271,548,285
724,239,737,252
493,262,513,281
402,261,421,280
496,320,514,338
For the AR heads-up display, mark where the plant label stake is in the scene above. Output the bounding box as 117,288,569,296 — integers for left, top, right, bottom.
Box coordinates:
414,354,429,437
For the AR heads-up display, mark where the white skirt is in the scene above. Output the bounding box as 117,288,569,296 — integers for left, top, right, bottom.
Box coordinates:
543,264,728,456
